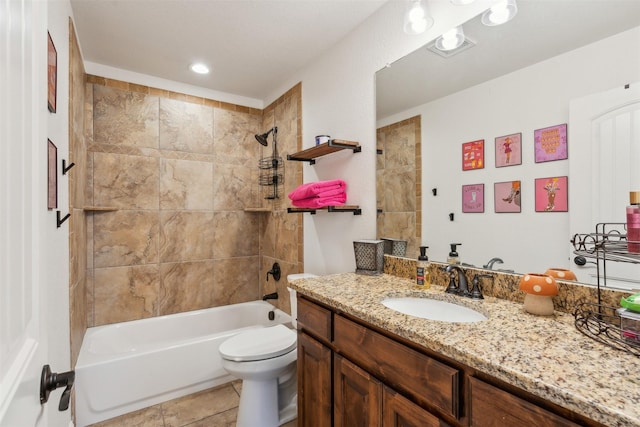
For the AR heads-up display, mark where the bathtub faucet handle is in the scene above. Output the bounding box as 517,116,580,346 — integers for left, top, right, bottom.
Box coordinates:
266,262,281,281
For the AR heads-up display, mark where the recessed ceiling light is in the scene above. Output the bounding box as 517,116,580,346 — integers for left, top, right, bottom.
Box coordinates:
189,63,210,74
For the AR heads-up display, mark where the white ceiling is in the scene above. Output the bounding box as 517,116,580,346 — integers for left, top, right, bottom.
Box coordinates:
70,0,388,102
70,0,640,114
376,0,640,119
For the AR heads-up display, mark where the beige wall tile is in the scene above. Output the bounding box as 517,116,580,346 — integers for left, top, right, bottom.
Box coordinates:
274,211,299,264
212,211,260,258
93,85,159,148
94,265,160,325
93,152,160,209
160,158,214,210
213,258,260,305
213,108,262,167
159,211,214,262
159,261,215,315
384,167,416,212
160,98,213,154
94,210,159,268
212,163,254,211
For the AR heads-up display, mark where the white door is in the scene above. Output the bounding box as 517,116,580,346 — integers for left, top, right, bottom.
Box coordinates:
1,0,68,425
569,82,640,289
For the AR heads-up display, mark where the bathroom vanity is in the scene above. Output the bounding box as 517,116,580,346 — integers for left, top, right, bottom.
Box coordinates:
291,273,640,426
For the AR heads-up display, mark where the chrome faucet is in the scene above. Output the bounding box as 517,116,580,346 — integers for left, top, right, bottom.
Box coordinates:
483,257,504,270
444,264,470,297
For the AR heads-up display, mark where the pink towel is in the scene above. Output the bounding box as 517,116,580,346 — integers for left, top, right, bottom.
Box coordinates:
288,180,346,201
291,193,347,208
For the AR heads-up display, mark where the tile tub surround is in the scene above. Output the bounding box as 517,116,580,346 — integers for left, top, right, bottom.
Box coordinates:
79,78,304,329
289,273,640,426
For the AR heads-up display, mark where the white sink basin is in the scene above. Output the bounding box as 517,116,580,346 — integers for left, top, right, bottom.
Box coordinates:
381,297,487,323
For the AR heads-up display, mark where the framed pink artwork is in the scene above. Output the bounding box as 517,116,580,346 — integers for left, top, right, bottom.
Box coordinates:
535,176,568,212
48,31,57,113
462,140,484,171
48,139,57,209
495,133,521,167
494,181,521,213
534,124,567,163
462,184,484,213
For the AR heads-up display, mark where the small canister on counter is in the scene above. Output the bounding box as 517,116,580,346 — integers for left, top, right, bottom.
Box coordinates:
315,135,331,146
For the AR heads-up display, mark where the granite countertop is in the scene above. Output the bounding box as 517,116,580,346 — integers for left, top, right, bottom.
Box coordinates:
290,272,640,427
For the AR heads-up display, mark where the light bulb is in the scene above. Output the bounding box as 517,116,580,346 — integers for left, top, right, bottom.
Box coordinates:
435,26,465,51
408,3,425,21
403,0,433,35
481,0,517,26
488,1,510,24
411,18,428,34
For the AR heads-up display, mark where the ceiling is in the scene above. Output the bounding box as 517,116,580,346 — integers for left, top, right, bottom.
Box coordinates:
70,0,388,103
376,0,640,119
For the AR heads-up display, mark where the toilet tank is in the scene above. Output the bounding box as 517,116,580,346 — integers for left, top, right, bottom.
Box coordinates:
287,274,317,328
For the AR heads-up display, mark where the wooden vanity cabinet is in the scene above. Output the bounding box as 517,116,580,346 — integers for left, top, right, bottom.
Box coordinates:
296,295,458,426
296,297,333,427
296,295,603,427
333,355,382,427
469,377,583,427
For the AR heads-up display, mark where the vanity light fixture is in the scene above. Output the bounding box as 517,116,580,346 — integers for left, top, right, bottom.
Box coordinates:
481,0,518,26
403,0,434,35
189,63,210,74
435,26,465,51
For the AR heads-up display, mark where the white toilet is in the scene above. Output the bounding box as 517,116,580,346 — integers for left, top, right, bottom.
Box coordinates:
218,273,316,427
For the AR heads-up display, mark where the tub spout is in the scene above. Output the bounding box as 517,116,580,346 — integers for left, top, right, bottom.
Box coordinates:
262,292,278,301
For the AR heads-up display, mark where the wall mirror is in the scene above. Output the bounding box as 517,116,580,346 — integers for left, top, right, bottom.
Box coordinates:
375,0,640,287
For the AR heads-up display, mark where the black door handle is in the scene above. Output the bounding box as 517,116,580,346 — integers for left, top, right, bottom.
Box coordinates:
40,364,75,411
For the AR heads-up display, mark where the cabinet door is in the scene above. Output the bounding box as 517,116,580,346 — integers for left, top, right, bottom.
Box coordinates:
383,386,443,427
298,332,332,427
334,355,382,427
469,377,581,427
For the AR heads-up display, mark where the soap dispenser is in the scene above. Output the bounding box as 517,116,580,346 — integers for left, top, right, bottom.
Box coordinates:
448,243,462,264
416,246,430,288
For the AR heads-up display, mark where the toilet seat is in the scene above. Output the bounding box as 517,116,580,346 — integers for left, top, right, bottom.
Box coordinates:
219,324,297,362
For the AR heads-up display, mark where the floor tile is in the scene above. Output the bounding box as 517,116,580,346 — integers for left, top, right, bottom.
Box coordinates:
182,407,237,426
87,404,164,427
161,384,240,427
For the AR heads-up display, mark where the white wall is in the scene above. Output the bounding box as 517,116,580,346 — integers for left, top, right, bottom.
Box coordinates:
266,0,499,274
46,1,74,425
378,26,640,275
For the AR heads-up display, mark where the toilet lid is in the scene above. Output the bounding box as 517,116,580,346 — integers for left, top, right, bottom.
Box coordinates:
219,324,297,362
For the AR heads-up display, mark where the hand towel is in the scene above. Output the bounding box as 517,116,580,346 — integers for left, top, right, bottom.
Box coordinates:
291,193,347,208
288,179,346,201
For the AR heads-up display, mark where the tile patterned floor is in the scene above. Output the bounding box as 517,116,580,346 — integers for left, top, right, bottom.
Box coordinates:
86,381,297,427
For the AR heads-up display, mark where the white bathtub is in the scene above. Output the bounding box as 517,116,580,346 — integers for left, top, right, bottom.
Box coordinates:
75,301,292,426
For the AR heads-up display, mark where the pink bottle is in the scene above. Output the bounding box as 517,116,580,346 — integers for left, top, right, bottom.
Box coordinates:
627,191,640,254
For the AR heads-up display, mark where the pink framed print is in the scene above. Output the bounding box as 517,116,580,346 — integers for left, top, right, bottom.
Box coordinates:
462,140,484,171
462,184,484,213
494,181,521,213
47,31,57,113
495,133,521,167
535,176,568,212
534,124,567,163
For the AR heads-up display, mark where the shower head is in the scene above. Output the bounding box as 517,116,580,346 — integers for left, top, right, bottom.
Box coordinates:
255,133,269,146
255,127,277,146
